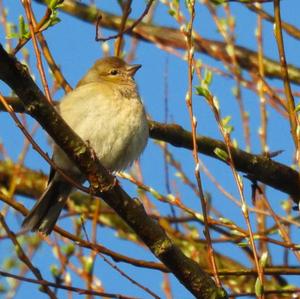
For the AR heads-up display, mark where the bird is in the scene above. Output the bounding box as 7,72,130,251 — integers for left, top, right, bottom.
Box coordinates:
22,57,149,235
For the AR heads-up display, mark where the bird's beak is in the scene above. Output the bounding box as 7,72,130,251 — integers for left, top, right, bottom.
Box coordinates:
126,64,142,77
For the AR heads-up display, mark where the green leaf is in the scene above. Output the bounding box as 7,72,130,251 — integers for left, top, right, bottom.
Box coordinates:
61,243,75,257
19,15,26,36
6,32,19,39
47,0,64,9
219,217,233,225
255,278,264,297
0,283,6,293
6,23,18,39
50,264,59,277
168,9,176,17
210,0,225,5
204,69,213,86
259,251,268,268
195,85,209,98
18,15,29,39
221,115,234,133
230,229,245,237
214,147,228,161
221,115,231,127
3,257,18,270
195,59,202,68
232,138,238,149
83,256,94,274
50,16,61,26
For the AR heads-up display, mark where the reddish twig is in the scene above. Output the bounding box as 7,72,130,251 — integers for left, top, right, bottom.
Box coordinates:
184,0,222,288
23,0,52,103
81,221,161,299
273,0,299,155
0,269,138,299
95,0,154,42
0,213,57,299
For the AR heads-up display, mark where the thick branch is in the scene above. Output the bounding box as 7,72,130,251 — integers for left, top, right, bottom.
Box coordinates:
34,0,300,85
0,160,289,292
3,98,300,202
0,45,225,298
149,121,300,203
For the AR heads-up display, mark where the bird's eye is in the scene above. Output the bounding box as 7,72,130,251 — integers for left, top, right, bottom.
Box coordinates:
110,69,118,75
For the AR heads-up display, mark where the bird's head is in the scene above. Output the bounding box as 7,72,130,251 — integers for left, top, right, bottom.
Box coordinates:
77,57,141,86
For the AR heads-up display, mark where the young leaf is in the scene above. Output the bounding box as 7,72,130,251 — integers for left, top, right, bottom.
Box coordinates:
214,147,228,161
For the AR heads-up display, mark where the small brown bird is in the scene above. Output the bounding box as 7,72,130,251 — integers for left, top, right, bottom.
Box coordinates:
22,57,149,234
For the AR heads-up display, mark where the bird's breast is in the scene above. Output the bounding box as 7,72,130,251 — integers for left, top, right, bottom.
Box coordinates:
59,86,148,171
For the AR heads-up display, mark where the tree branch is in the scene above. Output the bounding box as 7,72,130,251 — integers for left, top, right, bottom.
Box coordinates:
149,121,300,203
2,97,300,202
0,44,226,299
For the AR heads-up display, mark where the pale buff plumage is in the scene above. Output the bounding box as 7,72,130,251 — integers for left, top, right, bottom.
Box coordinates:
22,57,148,234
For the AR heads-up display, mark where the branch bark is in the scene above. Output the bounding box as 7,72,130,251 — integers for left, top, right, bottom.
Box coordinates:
2,98,300,202
149,121,300,203
0,45,226,299
0,160,289,293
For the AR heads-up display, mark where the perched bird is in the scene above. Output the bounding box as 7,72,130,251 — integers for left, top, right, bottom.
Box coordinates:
22,57,149,235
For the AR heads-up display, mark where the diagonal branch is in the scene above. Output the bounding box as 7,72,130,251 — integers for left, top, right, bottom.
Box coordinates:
0,44,226,299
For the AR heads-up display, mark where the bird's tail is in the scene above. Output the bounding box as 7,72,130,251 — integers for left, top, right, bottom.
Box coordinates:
22,179,72,235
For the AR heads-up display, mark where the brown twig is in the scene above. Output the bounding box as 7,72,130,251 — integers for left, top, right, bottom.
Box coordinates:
257,186,300,261
0,269,138,299
95,0,154,42
23,0,52,103
273,0,299,154
247,3,300,40
81,225,161,299
203,89,265,296
114,0,132,57
205,0,251,151
0,213,57,299
184,0,222,288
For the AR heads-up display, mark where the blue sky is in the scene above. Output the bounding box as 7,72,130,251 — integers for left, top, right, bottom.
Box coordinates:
1,0,300,298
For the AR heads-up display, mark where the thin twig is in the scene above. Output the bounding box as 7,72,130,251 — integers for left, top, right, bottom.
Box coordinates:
0,269,138,299
0,213,57,299
184,0,221,288
273,0,299,156
114,0,132,57
96,0,154,42
81,221,161,299
23,0,52,103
